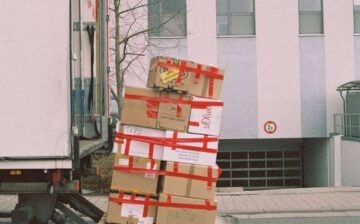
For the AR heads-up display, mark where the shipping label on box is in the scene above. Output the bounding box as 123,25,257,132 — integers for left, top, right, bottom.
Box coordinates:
162,131,218,166
161,162,219,200
155,194,217,224
147,56,224,99
188,96,223,136
113,124,165,160
112,154,161,195
107,193,157,224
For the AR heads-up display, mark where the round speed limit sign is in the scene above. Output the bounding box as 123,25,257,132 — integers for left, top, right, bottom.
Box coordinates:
264,121,277,134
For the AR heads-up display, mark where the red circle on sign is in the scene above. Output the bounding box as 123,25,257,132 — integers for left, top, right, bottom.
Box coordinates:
264,121,277,134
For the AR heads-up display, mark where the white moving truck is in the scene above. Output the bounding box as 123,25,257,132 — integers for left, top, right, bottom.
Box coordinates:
0,1,111,223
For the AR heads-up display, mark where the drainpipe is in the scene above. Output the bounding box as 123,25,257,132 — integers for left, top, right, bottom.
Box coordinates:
79,0,85,136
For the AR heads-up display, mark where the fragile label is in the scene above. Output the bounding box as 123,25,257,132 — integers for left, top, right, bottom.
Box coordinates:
160,69,180,83
121,203,144,218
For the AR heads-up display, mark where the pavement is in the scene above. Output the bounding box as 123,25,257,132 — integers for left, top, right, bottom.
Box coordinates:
2,187,360,223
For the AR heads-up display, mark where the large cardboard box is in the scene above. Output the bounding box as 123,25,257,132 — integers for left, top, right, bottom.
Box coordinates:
188,96,223,136
161,162,219,200
113,124,165,160
156,194,217,224
162,131,218,166
107,193,157,224
147,56,224,99
112,155,161,195
121,86,191,132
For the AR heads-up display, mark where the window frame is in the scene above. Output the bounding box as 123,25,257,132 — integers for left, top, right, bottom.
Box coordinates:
148,0,187,38
298,0,324,35
354,1,360,34
216,0,256,36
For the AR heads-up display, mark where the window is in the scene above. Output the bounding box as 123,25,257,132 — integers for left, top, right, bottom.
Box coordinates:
216,0,255,36
148,0,186,37
354,0,360,33
299,0,323,34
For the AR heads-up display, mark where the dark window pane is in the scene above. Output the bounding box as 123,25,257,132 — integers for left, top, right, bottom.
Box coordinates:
285,169,301,177
249,161,265,168
268,161,283,168
284,150,301,158
217,152,231,160
233,171,248,177
250,179,266,187
268,179,284,186
232,152,248,159
232,179,249,187
232,161,248,168
285,179,302,186
267,151,283,158
220,171,231,178
267,170,283,177
285,160,301,168
249,152,265,159
217,180,231,187
250,170,265,177
218,161,231,169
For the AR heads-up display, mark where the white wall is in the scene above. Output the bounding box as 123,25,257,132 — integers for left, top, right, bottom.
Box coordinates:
256,0,301,138
187,0,217,65
324,0,355,134
342,139,360,186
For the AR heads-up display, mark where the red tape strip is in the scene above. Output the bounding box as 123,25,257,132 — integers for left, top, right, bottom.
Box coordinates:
115,132,218,155
109,194,217,211
113,164,220,183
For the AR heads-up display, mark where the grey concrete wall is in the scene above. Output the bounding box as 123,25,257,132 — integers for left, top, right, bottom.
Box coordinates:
354,36,360,80
341,139,360,186
303,138,329,187
300,37,327,137
217,38,258,139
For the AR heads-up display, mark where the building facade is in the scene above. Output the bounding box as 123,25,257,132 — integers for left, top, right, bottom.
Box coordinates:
118,0,360,189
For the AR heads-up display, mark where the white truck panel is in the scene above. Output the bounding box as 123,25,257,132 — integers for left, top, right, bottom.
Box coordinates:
0,160,72,170
0,1,71,158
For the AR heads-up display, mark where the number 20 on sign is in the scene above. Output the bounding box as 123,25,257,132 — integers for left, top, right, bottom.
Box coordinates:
264,121,277,134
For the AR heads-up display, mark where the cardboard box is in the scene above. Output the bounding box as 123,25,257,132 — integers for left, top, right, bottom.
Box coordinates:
156,194,217,224
113,123,165,160
112,154,161,195
107,193,157,224
161,162,219,200
188,96,223,136
121,86,159,129
121,86,191,132
162,131,218,166
147,56,224,99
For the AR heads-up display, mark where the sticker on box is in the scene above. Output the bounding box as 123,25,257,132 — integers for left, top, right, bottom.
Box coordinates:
121,203,144,218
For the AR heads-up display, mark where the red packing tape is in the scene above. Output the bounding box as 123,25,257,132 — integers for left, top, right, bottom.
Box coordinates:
109,194,217,211
114,132,218,155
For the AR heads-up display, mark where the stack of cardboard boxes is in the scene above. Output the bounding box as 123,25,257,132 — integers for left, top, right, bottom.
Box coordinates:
106,56,225,224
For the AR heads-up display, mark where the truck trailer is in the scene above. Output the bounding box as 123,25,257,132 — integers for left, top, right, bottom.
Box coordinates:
0,0,111,223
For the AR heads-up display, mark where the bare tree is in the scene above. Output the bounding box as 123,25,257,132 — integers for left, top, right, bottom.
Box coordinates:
109,0,185,119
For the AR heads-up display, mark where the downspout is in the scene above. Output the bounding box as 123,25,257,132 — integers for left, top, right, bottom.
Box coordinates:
79,0,85,136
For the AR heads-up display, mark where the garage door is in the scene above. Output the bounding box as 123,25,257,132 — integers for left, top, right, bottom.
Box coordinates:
217,140,303,190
